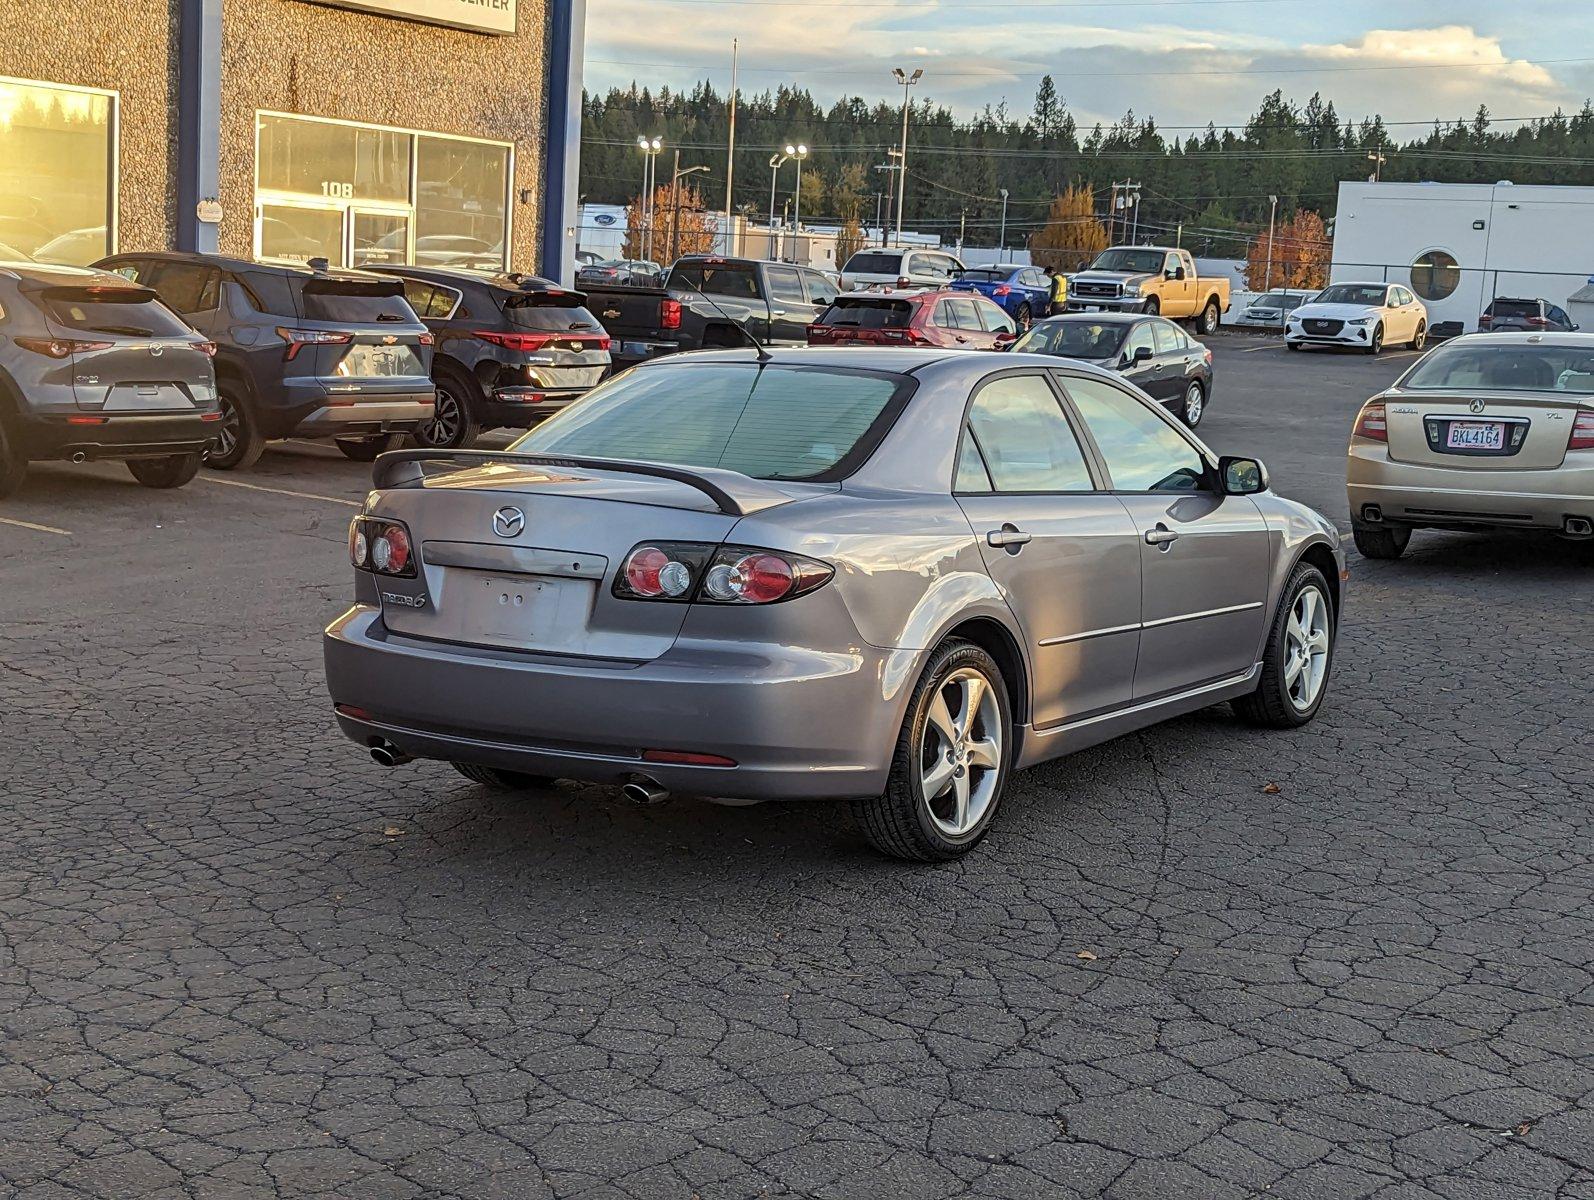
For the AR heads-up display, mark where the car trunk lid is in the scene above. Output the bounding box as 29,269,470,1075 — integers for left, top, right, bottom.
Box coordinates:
1384,389,1584,469
41,285,212,411
495,289,610,390
293,278,432,396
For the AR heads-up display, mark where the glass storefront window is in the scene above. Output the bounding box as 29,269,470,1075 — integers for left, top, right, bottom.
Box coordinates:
0,78,114,265
255,113,510,272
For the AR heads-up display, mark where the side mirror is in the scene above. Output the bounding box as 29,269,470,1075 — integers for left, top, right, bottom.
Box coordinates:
1130,345,1153,365
1219,456,1268,496
994,332,1017,350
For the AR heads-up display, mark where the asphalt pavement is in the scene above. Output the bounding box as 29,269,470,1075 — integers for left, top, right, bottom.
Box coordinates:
1,335,1590,1199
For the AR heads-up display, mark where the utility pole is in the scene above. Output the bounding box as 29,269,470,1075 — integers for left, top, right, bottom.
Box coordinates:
958,209,966,255
668,149,681,263
1107,181,1120,244
998,188,1009,254
1265,193,1278,293
768,151,788,259
1367,138,1387,182
875,158,899,247
891,67,922,247
724,39,738,255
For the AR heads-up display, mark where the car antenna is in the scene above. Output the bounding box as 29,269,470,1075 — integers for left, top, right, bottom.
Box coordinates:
671,261,772,364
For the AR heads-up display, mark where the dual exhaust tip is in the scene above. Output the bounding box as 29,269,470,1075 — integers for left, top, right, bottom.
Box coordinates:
368,741,673,806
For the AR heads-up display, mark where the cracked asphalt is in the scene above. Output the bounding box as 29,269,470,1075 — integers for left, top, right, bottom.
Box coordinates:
1,335,1590,1199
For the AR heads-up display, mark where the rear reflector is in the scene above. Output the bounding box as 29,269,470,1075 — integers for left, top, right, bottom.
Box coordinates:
66,415,109,425
641,749,738,767
200,411,224,422
335,704,373,721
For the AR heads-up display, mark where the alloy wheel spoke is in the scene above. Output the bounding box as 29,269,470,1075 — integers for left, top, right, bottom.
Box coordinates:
921,755,955,803
926,690,957,747
965,736,1000,771
957,675,986,740
951,770,972,832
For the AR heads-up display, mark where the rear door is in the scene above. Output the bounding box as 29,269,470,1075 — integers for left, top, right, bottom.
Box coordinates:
953,371,1142,727
43,284,212,412
947,297,992,348
1058,372,1270,699
763,265,816,343
1150,319,1193,404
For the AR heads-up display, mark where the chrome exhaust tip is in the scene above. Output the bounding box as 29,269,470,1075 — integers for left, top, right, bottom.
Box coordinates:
1361,505,1383,524
70,452,87,464
1564,516,1593,537
621,776,670,806
369,740,413,768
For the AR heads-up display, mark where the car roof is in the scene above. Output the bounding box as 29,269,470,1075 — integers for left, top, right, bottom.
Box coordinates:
0,261,135,287
644,345,1127,383
95,249,400,283
1033,311,1148,325
1439,331,1594,349
380,264,572,295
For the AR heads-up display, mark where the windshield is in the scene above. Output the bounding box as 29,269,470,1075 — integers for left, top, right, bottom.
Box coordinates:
1014,320,1128,360
843,251,902,275
511,363,910,481
1486,299,1539,318
1089,249,1165,274
1314,284,1388,307
1401,343,1594,393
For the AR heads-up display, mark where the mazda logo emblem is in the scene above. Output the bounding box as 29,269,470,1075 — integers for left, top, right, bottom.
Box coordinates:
492,506,525,537
148,342,163,357
1469,398,1486,414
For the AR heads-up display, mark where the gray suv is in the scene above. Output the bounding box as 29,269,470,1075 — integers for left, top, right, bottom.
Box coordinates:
0,262,219,498
96,252,435,468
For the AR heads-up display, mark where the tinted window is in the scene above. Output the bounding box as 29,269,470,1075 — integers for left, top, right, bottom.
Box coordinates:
669,261,759,299
965,375,1093,493
916,255,952,282
976,300,1014,334
1152,320,1183,354
803,271,838,306
401,280,459,319
1489,299,1539,319
766,267,806,304
503,293,601,332
153,262,219,315
237,270,297,317
817,298,911,329
843,251,902,275
954,437,994,492
1401,343,1594,393
932,300,957,328
103,259,151,284
1123,323,1156,361
1315,284,1390,307
1064,376,1206,492
948,298,982,330
513,363,906,481
299,282,414,323
45,288,192,337
957,269,1008,284
1090,248,1165,274
1014,320,1127,359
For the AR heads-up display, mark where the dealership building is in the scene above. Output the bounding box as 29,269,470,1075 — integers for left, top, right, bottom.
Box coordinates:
1,0,584,279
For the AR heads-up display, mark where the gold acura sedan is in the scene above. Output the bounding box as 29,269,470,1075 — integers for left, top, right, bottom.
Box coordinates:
1347,332,1594,558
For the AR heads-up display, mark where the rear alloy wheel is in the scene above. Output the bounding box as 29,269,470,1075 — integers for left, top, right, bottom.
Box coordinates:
335,433,406,462
1199,299,1221,336
1410,322,1427,351
1015,302,1033,332
127,453,201,489
1352,521,1411,560
412,371,481,450
1364,323,1384,355
853,639,1011,861
1180,381,1206,427
1233,562,1335,729
207,384,266,471
452,762,556,791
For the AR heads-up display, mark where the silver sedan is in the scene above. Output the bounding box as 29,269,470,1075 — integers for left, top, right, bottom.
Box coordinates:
324,348,1345,860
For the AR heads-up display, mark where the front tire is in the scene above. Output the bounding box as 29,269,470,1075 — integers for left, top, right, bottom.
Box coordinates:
127,453,201,489
852,639,1012,862
1198,298,1220,336
412,368,481,450
207,383,266,471
335,433,405,462
0,416,27,499
452,763,556,791
1141,296,1160,316
1233,562,1335,729
1352,522,1411,560
1364,323,1384,355
1179,380,1206,427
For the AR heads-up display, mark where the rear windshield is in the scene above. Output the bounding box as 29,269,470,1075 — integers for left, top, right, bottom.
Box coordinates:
503,293,603,332
1315,284,1388,306
298,281,415,324
1014,320,1128,360
955,269,1008,283
816,298,912,329
44,288,192,337
511,363,910,481
1401,343,1594,393
1487,299,1539,318
843,251,902,275
668,261,759,299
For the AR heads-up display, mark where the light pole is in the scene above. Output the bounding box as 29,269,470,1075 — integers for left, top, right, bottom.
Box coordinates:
669,162,710,262
636,135,662,260
998,188,1009,254
786,143,809,235
768,151,789,259
1265,193,1278,293
891,67,922,248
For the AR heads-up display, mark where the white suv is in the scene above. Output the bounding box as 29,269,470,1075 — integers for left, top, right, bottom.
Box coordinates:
841,247,966,293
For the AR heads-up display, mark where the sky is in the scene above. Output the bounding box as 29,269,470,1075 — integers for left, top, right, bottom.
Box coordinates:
581,0,1594,134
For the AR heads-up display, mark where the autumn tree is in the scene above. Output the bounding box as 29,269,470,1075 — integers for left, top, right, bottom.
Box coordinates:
623,183,719,262
1245,208,1331,292
831,163,868,267
1028,185,1108,271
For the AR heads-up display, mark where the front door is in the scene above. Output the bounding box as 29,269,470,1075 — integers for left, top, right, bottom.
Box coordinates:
953,372,1142,728
763,266,817,343
1057,373,1271,699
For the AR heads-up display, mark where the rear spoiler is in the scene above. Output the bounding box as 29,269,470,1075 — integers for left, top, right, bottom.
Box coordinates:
369,450,798,517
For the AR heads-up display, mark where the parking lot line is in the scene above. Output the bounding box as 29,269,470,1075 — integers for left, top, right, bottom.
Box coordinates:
1241,342,1286,352
0,514,72,538
197,476,360,507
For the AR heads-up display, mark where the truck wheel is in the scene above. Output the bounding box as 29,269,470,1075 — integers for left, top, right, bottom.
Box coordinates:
207,382,266,471
1142,296,1160,315
1198,298,1221,336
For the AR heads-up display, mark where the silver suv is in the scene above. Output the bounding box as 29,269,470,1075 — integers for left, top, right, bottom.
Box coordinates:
0,262,219,498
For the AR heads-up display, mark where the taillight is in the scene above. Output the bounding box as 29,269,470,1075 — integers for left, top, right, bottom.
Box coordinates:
474,330,551,352
1479,313,1492,327
1353,401,1388,442
992,284,1011,296
1203,348,1213,366
196,340,218,357
349,516,417,578
661,299,682,330
277,327,352,361
1527,316,1549,328
896,277,912,289
1570,408,1594,451
418,332,435,346
614,542,832,604
15,336,112,357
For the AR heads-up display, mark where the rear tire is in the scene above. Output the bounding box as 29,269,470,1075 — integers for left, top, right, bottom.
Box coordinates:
1198,298,1220,335
452,762,556,791
0,416,27,499
207,382,266,471
412,367,481,450
127,453,201,489
1016,302,1033,332
335,433,405,462
1233,562,1335,729
852,639,1012,862
1352,522,1411,560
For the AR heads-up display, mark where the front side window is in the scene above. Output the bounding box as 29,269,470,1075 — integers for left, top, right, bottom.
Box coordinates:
765,266,806,304
670,261,758,299
964,375,1093,493
976,300,1014,334
1014,320,1126,360
513,363,908,481
1123,323,1156,361
1152,320,1183,355
803,271,838,305
0,79,115,266
1063,376,1207,493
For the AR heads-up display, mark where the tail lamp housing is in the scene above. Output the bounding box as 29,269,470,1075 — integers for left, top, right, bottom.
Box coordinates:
1570,408,1594,451
614,542,832,605
277,327,352,361
1353,401,1388,442
661,299,683,330
15,336,113,358
474,330,611,352
349,516,418,578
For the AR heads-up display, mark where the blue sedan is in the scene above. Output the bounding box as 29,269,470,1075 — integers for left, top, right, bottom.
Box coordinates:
949,264,1053,330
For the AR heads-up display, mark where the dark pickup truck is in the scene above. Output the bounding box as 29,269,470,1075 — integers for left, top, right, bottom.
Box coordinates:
582,256,841,364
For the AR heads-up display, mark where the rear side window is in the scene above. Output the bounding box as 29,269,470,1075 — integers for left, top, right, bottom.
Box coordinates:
237,270,297,317
963,375,1093,493
503,293,601,332
669,261,759,299
44,288,192,337
401,281,460,319
152,262,220,315
513,363,908,482
947,298,982,330
1152,321,1183,354
817,299,911,329
299,282,415,324
765,267,806,304
843,251,901,275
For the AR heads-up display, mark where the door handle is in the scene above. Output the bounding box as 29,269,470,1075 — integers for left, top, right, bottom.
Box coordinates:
1144,523,1179,548
987,524,1032,551
769,309,786,317
955,335,969,344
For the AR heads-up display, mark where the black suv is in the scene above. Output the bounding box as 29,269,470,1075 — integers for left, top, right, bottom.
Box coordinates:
0,262,219,498
94,252,435,468
382,266,611,448
1479,297,1579,334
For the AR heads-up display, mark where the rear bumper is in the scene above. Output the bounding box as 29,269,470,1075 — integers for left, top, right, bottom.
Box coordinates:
1348,443,1594,530
481,388,584,428
293,395,435,437
322,605,907,800
17,411,219,461
609,339,681,365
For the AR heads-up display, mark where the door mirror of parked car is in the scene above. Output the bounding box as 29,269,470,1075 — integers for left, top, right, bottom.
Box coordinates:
1128,345,1153,365
1219,455,1269,495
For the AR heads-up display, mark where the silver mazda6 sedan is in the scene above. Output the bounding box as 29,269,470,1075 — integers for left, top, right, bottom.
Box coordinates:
324,348,1345,860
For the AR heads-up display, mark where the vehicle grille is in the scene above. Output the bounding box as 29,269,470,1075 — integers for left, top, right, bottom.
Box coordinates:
1304,318,1343,335
1074,281,1121,299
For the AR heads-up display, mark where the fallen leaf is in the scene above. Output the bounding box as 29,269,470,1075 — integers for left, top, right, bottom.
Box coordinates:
1262,782,1281,794
1517,1122,1533,1136
1076,950,1098,961
383,826,406,837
